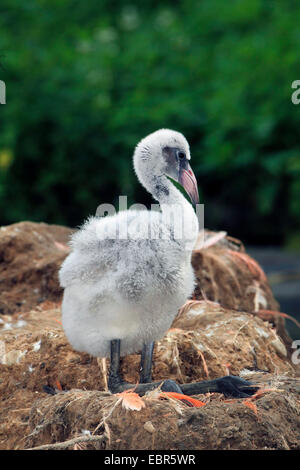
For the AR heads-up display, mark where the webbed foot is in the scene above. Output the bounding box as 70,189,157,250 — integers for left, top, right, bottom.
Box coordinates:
214,375,258,398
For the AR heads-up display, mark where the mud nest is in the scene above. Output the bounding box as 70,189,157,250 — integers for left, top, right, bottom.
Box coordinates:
0,223,299,450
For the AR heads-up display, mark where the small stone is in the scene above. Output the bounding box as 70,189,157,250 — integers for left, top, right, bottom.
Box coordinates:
144,421,155,433
271,338,287,357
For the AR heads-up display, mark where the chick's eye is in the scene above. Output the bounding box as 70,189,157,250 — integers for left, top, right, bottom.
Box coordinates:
177,151,185,160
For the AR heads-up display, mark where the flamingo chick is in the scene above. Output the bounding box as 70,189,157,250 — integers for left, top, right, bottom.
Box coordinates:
59,129,256,398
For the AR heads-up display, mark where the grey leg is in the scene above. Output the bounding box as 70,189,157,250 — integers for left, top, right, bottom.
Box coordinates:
139,342,154,383
107,339,181,394
108,339,123,393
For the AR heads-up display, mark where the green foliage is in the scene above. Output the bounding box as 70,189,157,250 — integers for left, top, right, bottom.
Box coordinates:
0,0,299,244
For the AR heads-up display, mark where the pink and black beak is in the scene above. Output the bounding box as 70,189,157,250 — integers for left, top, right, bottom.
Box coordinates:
178,159,199,207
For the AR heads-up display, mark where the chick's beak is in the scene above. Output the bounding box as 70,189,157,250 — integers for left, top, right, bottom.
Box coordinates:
178,163,199,206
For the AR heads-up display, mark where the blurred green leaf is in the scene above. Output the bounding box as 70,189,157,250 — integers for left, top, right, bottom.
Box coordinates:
0,0,299,245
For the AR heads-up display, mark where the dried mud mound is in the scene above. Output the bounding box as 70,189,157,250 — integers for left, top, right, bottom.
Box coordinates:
193,230,279,312
0,303,298,450
0,222,73,315
192,231,294,351
0,222,299,450
25,381,300,450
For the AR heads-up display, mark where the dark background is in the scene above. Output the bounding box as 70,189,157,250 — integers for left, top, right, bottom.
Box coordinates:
0,1,299,335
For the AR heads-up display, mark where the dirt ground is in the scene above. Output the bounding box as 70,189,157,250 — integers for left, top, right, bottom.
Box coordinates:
24,380,300,450
0,222,73,315
0,222,299,450
0,301,299,450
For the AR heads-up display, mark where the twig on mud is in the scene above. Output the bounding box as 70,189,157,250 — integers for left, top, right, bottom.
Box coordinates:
232,321,250,345
190,340,209,378
97,357,108,391
256,309,300,331
26,434,106,450
92,396,123,435
196,231,227,250
227,250,267,282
